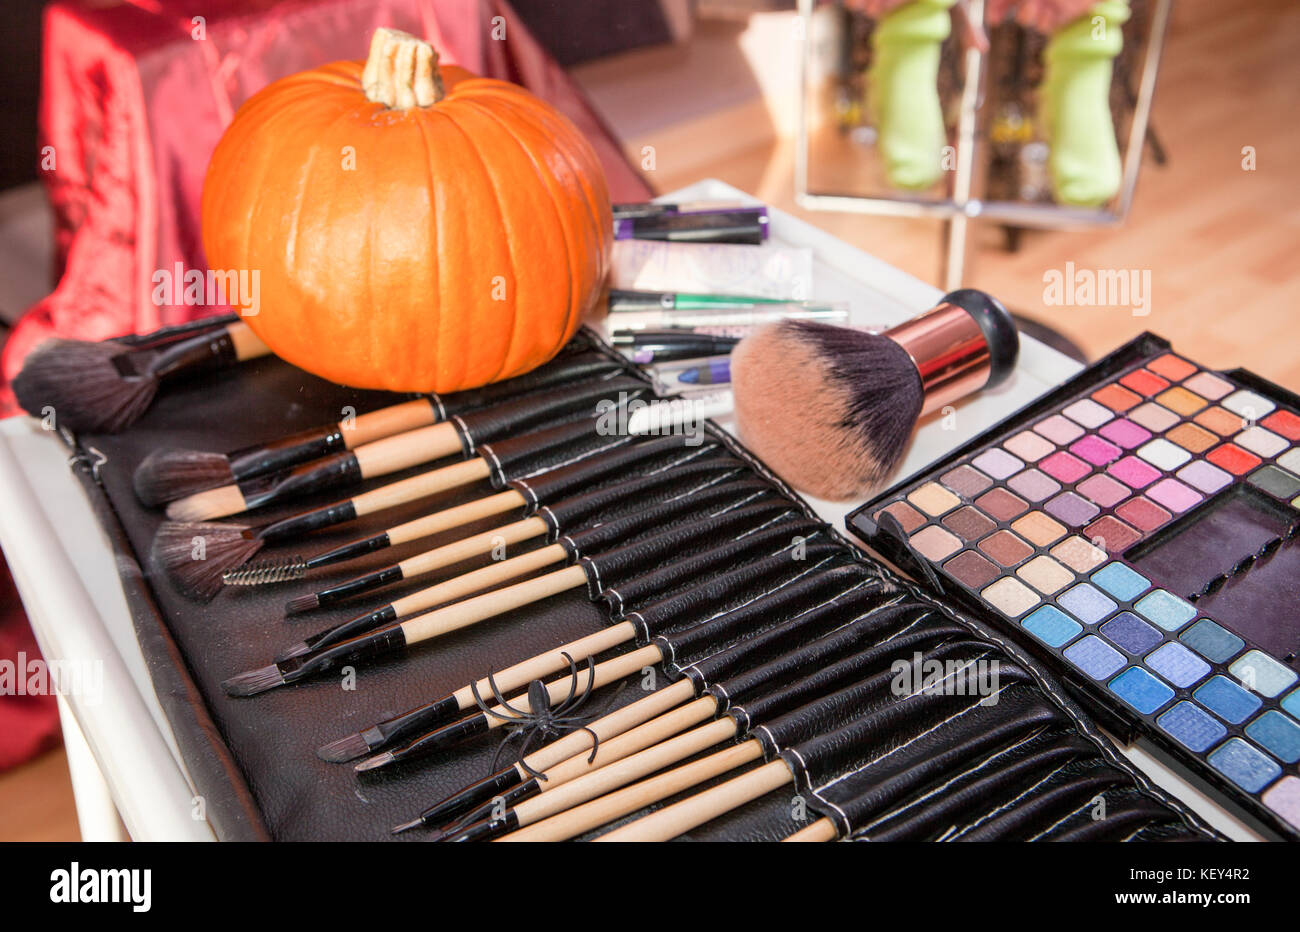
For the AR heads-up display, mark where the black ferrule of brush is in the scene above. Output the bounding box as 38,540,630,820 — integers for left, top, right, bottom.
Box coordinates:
394,712,492,762
446,811,518,843
257,500,360,543
144,328,238,382
301,605,399,655
240,453,364,512
309,566,406,611
939,288,1019,390
305,532,392,570
368,694,467,751
225,426,351,482
420,769,529,828
286,624,406,684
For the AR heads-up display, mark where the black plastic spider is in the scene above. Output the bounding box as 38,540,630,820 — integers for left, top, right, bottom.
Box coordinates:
471,652,618,780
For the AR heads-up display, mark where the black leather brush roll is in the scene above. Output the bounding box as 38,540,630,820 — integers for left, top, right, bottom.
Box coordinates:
59,326,1219,841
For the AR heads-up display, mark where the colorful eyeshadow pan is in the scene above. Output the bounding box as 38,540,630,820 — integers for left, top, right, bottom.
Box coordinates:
1175,460,1232,495
1206,443,1261,475
1181,372,1233,401
1208,738,1281,793
971,448,1023,480
1064,635,1126,680
1166,423,1218,454
1230,650,1298,698
1195,406,1244,436
1235,425,1288,458
1083,515,1141,553
943,551,1000,589
1145,642,1211,688
1003,431,1055,463
1063,399,1112,428
1057,583,1116,624
1021,605,1080,647
982,577,1039,617
1109,456,1161,489
1129,402,1180,433
1137,438,1191,471
1050,537,1106,573
1158,701,1227,752
909,525,962,562
1076,474,1128,507
878,501,926,533
1091,562,1149,601
1222,389,1276,420
1277,448,1300,474
1017,555,1074,594
1039,452,1090,484
940,465,993,498
1093,384,1141,413
943,506,997,541
1155,387,1207,417
1070,435,1122,466
1179,619,1244,664
1109,666,1174,715
979,530,1034,567
1007,469,1060,502
1248,465,1300,500
1099,419,1151,449
908,482,961,516
1147,354,1197,381
1284,691,1300,719
1120,369,1169,396
1146,478,1202,513
1113,497,1171,532
1134,590,1196,632
1194,676,1261,724
1245,711,1300,764
1045,492,1099,526
1101,612,1163,655
1262,410,1300,441
1011,512,1067,547
975,488,1028,521
1263,777,1300,830
1034,414,1085,444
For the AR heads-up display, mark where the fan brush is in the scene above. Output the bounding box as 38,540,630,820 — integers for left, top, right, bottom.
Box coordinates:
730,289,1018,500
11,321,269,433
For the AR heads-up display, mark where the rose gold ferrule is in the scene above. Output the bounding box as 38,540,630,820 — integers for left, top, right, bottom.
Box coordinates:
884,302,991,416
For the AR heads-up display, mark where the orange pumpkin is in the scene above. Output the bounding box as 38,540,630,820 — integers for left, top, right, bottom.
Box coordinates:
202,28,612,393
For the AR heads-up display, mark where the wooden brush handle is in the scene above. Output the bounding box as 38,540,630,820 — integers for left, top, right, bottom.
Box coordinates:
350,458,492,517
392,543,568,621
525,677,696,774
450,623,637,713
483,645,662,732
385,489,526,545
594,757,790,842
784,817,837,842
352,422,464,478
396,516,548,580
500,740,762,843
341,398,442,448
397,562,586,644
226,322,272,360
519,704,732,826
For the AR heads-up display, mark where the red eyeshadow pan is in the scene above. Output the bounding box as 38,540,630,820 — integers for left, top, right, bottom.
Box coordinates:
1206,443,1262,475
1147,354,1198,381
1115,497,1172,532
1119,369,1170,396
1092,384,1141,412
1262,410,1300,441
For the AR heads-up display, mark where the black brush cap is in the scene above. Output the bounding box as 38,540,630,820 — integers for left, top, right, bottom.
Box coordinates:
940,289,1019,389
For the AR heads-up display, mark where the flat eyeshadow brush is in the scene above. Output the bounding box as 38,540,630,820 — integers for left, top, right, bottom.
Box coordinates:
12,320,270,433
222,502,810,698
163,375,647,521
275,479,780,661
317,556,862,767
153,407,658,599
132,349,623,505
274,454,744,616
224,435,728,594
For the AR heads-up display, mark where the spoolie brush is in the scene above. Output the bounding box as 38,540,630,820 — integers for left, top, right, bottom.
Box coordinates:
730,289,1018,500
11,322,269,434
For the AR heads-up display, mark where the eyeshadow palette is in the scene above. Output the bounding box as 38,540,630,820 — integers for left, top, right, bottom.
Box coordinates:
848,334,1300,839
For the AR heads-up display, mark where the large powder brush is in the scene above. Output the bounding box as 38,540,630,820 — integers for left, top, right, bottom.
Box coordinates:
731,289,1018,500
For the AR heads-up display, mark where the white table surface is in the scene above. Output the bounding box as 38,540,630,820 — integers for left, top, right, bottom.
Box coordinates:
0,179,1258,841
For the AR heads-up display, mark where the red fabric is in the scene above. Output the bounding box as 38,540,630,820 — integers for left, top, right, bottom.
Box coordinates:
0,558,60,771
0,0,651,416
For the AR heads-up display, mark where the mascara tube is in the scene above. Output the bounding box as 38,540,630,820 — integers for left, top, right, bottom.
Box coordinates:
612,332,740,364
614,208,769,245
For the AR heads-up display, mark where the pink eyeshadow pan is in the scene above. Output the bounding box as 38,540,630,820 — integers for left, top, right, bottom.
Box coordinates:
1176,460,1233,494
1076,474,1129,508
1099,419,1151,449
1182,371,1233,401
1007,469,1061,502
1003,431,1056,463
1069,435,1122,466
1108,455,1161,489
1084,515,1142,553
1114,497,1171,532
1034,415,1085,445
1146,477,1203,513
1039,451,1091,483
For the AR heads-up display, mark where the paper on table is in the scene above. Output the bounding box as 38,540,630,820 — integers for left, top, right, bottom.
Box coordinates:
609,240,814,298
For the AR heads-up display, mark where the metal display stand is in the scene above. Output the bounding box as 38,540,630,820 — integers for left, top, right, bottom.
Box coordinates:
795,0,1172,290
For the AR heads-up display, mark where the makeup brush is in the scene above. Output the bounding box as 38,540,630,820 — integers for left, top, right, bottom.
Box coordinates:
152,409,656,599
11,319,270,433
730,289,1019,500
163,376,646,521
132,349,622,505
222,503,806,697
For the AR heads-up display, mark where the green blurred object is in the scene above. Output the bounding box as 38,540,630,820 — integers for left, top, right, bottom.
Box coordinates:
868,0,957,191
1043,1,1131,206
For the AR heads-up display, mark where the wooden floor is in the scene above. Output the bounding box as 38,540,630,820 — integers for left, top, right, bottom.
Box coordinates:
1,0,1294,841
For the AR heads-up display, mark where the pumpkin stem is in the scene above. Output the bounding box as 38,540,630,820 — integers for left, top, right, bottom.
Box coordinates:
361,28,444,109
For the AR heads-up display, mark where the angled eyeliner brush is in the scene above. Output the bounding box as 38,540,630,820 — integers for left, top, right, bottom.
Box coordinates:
12,319,270,433
222,501,805,697
164,375,646,521
274,478,774,660
154,397,658,598
276,454,743,617
132,349,622,505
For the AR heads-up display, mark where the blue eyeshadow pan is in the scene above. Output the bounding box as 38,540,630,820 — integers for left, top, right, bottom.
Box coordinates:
1063,635,1126,680
1022,605,1082,648
1245,711,1300,764
1145,642,1211,689
1157,701,1226,753
1179,619,1244,664
1100,612,1163,655
1284,689,1300,720
1109,666,1174,715
1133,589,1196,632
1229,650,1299,698
1194,675,1262,725
1208,738,1282,793
1090,562,1150,601
1057,583,1117,625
